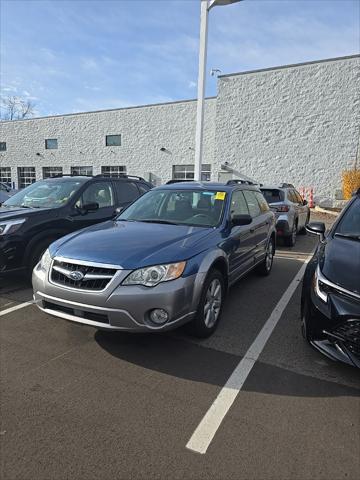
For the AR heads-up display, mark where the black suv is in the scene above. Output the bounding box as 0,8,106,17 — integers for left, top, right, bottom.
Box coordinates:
0,174,152,274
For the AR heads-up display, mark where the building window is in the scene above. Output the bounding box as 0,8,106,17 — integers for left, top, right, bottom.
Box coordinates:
172,164,211,181
71,166,93,176
0,167,11,185
101,166,127,177
0,142,6,151
18,167,36,189
106,135,121,147
45,139,58,149
43,166,63,179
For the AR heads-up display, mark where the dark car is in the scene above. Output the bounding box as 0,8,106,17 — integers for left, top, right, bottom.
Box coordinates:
0,174,152,274
301,190,360,368
32,180,276,338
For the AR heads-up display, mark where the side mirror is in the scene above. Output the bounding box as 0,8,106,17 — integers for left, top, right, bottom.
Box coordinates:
303,199,308,206
82,202,99,213
306,222,325,241
115,206,123,215
231,214,252,227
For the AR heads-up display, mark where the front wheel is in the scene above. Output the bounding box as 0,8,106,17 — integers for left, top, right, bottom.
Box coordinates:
187,269,225,338
301,298,313,342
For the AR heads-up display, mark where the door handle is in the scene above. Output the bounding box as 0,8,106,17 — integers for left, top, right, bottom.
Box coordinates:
250,227,255,233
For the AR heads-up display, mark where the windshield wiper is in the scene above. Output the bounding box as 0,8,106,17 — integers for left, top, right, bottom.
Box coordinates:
138,219,179,225
335,232,360,241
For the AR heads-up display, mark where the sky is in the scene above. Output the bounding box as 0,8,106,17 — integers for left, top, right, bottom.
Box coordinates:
0,0,359,117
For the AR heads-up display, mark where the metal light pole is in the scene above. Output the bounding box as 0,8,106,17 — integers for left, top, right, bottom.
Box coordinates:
194,0,243,181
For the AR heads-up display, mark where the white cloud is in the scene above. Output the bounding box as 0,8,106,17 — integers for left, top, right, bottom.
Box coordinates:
80,57,99,70
188,80,197,89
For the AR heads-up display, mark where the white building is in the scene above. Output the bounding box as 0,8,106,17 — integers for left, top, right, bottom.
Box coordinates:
0,55,359,205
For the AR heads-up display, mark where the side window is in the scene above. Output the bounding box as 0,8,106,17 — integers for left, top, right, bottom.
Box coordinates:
243,191,261,217
76,182,114,209
254,192,270,213
287,190,297,203
230,190,249,218
294,190,303,203
115,181,139,203
137,183,150,195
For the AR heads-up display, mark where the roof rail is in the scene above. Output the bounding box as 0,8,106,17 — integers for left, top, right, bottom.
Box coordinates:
226,179,256,186
166,179,195,184
93,174,146,181
49,174,93,178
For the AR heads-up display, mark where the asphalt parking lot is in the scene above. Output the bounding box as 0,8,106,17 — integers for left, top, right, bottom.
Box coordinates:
1,212,359,480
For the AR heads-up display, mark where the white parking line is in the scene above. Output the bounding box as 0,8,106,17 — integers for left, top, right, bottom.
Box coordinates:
0,301,33,317
186,256,312,454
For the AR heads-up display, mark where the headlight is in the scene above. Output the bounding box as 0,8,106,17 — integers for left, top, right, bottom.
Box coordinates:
39,249,52,271
122,261,186,287
0,218,26,235
313,265,331,303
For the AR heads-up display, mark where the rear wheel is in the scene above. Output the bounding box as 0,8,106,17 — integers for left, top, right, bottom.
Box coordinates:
299,212,310,235
188,269,225,338
256,237,274,276
284,221,297,247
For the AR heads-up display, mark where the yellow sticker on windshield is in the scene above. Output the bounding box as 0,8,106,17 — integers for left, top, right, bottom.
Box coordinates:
215,192,226,200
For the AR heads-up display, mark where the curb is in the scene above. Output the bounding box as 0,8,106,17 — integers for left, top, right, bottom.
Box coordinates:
314,206,340,217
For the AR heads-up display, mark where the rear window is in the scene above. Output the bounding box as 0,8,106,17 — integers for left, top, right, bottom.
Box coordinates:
260,189,284,203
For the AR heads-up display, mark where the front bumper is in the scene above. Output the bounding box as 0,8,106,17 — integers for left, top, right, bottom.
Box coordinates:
309,289,360,368
33,262,205,332
0,238,24,273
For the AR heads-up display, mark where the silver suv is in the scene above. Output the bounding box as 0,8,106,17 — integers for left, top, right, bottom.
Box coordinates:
260,184,310,246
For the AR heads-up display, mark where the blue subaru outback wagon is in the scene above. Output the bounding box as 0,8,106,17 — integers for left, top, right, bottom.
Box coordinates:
33,181,276,337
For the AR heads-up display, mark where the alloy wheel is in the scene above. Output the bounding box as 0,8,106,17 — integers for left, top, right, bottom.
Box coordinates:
204,278,222,328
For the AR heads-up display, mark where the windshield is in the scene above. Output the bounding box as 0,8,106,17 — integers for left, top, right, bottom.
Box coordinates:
334,198,360,238
3,180,83,209
118,189,227,227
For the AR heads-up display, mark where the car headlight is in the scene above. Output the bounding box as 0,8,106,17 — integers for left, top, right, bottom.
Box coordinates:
0,218,26,235
313,265,332,303
122,261,186,287
39,249,52,272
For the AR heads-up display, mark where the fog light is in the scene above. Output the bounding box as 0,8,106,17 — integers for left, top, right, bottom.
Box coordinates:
149,309,169,325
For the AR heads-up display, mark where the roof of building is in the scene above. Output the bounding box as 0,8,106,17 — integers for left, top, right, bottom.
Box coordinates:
218,54,359,79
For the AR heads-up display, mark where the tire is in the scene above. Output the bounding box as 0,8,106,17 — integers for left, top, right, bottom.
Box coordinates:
187,269,225,338
256,237,275,276
284,221,297,247
299,212,310,235
301,297,313,342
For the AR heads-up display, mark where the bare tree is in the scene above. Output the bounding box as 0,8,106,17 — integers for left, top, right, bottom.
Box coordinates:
0,96,36,120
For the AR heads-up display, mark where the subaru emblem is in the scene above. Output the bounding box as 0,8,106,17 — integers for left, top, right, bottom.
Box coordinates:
69,270,84,281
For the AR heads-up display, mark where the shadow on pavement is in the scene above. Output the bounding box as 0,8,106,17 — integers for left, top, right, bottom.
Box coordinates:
95,328,360,398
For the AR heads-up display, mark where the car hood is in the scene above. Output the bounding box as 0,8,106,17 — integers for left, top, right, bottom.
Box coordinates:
319,236,360,295
50,220,216,269
0,206,51,220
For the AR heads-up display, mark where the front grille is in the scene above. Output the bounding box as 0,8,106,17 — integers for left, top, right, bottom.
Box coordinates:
327,320,360,356
51,259,117,291
43,301,109,324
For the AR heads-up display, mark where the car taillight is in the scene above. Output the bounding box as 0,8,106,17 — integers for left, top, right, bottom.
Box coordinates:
276,205,290,212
